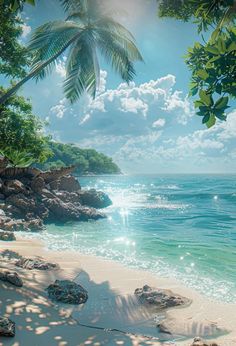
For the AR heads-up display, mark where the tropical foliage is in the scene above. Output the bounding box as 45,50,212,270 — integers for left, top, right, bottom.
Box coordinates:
0,0,143,104
158,0,236,127
38,142,121,175
0,0,35,12
0,1,51,167
0,94,52,167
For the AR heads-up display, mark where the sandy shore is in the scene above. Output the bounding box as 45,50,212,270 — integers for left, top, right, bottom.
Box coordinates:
0,236,236,346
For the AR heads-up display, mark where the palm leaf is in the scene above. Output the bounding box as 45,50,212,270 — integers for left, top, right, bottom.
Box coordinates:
28,21,82,80
64,30,100,102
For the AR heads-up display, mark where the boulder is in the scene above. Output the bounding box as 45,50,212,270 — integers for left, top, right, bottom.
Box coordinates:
55,191,81,204
190,337,219,346
15,257,59,270
134,285,191,310
2,179,25,196
6,194,49,220
77,189,112,209
0,270,23,287
0,231,16,241
45,197,105,222
46,280,88,304
57,175,81,192
0,219,44,233
31,176,45,193
0,316,15,337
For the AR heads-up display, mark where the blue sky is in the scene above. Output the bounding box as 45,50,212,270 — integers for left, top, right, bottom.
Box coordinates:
11,0,236,173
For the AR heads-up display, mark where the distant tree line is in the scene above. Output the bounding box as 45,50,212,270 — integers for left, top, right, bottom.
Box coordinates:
36,142,121,175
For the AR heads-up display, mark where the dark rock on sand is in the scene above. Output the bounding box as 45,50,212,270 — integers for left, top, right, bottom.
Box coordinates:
0,316,15,337
0,231,16,241
46,280,88,304
0,270,23,287
134,284,191,309
15,257,59,270
190,337,219,346
77,189,112,209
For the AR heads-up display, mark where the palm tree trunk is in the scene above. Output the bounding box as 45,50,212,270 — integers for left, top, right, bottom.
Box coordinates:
0,33,80,105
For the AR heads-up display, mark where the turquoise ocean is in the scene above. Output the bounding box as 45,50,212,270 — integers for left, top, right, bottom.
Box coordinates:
26,174,236,303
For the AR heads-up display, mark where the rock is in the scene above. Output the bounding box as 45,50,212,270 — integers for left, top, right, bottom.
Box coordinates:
2,179,25,196
38,166,75,184
0,193,5,200
31,176,45,193
15,257,59,270
190,337,219,346
0,231,16,241
6,194,49,220
26,219,44,232
0,219,44,232
57,175,81,192
0,270,23,287
45,197,105,222
46,280,88,304
55,191,81,204
134,285,191,310
77,189,112,209
0,316,15,337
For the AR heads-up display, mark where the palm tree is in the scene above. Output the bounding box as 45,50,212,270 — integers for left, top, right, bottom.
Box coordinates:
0,0,143,105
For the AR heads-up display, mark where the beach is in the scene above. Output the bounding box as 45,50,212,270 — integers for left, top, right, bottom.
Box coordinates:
1,235,236,346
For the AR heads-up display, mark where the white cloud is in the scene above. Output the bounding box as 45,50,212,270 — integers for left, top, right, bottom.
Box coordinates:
50,98,67,118
47,70,236,173
55,58,66,78
152,118,166,128
21,23,31,38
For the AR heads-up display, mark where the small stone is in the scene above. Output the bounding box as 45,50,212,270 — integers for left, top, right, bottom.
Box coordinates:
0,270,23,287
134,285,191,309
0,231,16,241
15,257,59,270
0,316,15,337
46,280,88,304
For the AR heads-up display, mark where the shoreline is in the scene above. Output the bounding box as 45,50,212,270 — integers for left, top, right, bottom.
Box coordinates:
1,236,236,346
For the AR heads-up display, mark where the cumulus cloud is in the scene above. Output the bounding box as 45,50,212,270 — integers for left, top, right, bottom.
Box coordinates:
47,71,236,172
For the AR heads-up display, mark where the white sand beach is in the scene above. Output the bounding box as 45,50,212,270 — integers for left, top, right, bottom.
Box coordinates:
0,236,236,346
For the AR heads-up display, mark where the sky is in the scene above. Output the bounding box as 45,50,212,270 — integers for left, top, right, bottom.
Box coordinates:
11,0,236,173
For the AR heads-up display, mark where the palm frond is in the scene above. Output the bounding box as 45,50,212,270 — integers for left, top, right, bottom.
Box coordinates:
28,21,82,80
64,30,100,102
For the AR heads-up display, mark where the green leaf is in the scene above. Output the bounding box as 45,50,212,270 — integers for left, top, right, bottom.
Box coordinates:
199,90,213,107
214,96,229,110
194,100,205,108
206,115,216,128
217,38,226,54
211,29,220,42
202,114,210,124
205,46,219,55
196,69,209,80
228,41,236,53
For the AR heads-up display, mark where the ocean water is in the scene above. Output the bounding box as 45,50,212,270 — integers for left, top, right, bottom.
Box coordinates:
29,174,236,303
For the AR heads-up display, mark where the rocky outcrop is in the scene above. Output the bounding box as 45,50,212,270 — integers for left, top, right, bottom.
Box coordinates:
134,285,191,310
15,257,59,270
0,270,23,287
0,165,111,232
38,166,75,184
56,175,81,192
190,337,219,346
77,189,112,209
46,280,88,304
0,231,16,241
0,316,15,337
